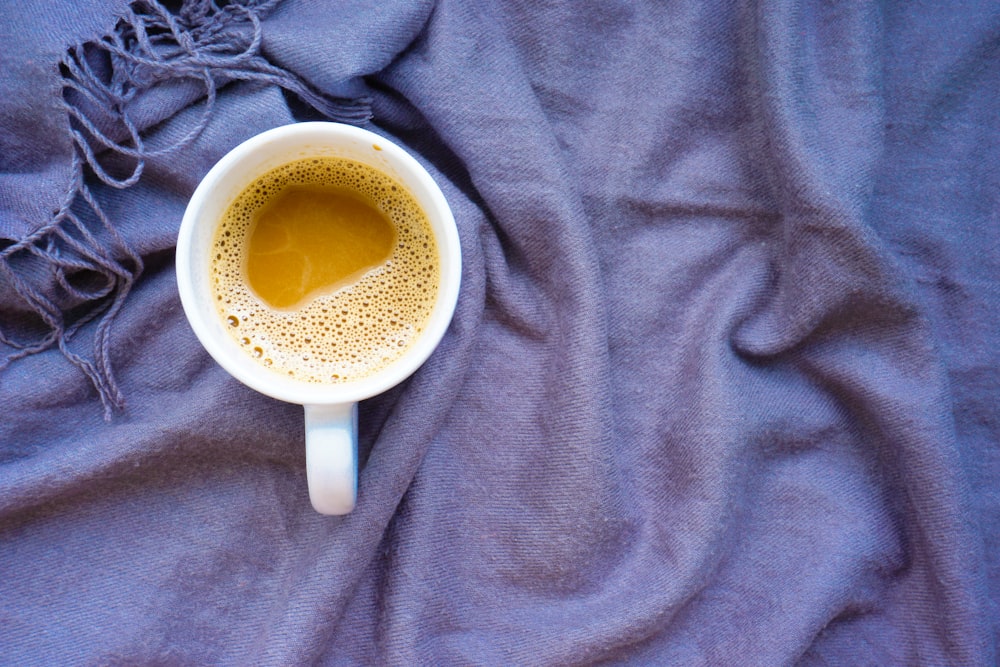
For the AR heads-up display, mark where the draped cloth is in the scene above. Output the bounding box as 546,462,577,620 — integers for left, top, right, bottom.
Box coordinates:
0,1,996,664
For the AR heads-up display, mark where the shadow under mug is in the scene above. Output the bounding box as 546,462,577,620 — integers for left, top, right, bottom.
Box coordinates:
175,122,461,515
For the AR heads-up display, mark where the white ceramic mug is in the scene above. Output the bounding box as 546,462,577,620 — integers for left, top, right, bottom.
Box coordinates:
176,122,461,515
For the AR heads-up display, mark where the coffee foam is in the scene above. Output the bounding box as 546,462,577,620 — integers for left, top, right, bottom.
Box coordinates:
210,157,440,384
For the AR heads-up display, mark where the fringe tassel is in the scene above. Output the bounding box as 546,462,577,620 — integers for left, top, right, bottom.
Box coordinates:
0,154,141,419
0,0,372,419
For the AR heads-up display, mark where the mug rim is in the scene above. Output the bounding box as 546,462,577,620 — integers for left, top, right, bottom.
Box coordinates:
176,121,461,405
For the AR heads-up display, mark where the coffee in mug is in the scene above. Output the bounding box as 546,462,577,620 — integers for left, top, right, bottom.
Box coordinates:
176,122,461,516
210,157,440,384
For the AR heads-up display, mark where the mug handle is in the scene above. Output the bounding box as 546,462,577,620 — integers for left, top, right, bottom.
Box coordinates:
304,403,358,515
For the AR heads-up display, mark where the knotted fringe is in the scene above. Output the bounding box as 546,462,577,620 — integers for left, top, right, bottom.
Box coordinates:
0,0,372,419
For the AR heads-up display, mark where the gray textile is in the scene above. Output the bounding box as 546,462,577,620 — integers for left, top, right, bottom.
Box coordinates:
1,0,997,664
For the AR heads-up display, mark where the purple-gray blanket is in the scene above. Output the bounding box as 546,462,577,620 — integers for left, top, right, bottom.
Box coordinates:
1,0,996,664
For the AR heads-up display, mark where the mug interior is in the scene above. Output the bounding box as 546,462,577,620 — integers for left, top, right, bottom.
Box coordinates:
176,122,460,405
